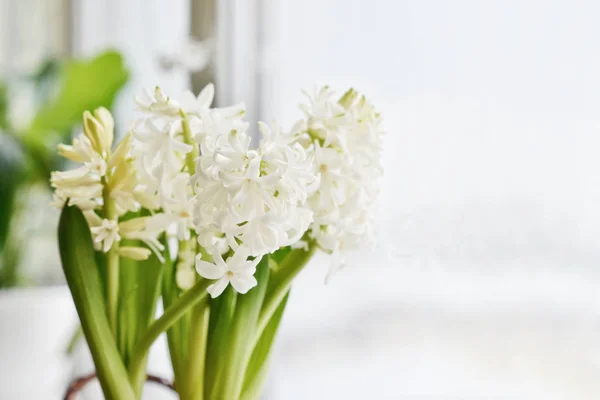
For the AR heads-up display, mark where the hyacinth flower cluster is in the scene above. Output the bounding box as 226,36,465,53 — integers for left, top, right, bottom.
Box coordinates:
52,83,383,400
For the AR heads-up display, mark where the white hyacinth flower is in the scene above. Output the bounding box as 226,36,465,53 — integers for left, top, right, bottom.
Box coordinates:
135,86,181,117
162,173,195,241
90,219,120,253
195,248,259,298
191,114,319,283
298,86,384,279
132,120,192,207
51,83,382,299
178,83,215,115
119,215,171,262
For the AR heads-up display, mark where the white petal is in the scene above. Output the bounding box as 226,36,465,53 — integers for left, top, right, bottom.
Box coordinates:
230,274,257,294
197,83,215,108
195,256,225,280
228,246,251,265
207,277,230,298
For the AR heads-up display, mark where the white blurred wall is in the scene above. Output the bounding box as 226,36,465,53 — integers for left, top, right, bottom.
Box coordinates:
72,0,192,131
267,1,600,399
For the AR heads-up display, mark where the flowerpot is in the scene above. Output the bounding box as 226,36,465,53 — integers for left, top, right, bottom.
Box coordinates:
64,373,177,400
0,286,76,399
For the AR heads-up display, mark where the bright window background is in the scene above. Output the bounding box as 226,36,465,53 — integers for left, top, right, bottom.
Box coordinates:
264,1,600,399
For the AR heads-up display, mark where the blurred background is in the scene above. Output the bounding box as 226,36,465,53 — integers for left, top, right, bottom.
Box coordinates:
1,0,600,399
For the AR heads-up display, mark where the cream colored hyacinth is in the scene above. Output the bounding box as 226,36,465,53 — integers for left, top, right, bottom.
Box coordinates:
51,84,383,297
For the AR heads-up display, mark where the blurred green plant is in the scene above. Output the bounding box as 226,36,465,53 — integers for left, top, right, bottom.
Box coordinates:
0,50,129,288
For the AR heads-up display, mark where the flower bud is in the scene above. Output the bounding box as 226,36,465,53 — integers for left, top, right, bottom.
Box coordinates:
58,143,86,162
119,246,151,261
83,111,102,154
107,132,131,170
176,267,196,290
338,88,358,109
118,216,149,234
83,108,115,156
94,107,115,150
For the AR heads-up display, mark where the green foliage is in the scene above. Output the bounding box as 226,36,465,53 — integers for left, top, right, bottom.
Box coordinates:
0,50,128,289
161,246,186,382
0,81,8,130
118,248,164,398
118,245,164,367
205,286,238,398
217,257,271,400
58,205,135,400
241,291,290,400
271,245,291,266
27,50,128,149
0,133,27,287
0,134,25,251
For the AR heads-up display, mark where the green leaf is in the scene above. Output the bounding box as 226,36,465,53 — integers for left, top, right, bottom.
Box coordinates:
128,278,211,398
258,246,315,338
118,251,163,363
161,249,185,384
0,133,25,253
119,249,163,396
0,81,8,130
241,291,290,400
114,217,164,396
204,285,237,399
181,296,210,400
0,133,27,287
217,257,271,400
271,246,291,265
26,50,128,147
58,205,135,400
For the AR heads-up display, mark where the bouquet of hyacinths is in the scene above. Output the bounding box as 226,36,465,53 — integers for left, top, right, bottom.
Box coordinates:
53,84,383,400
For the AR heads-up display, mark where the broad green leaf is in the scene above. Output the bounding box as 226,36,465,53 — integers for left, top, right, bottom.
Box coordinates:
217,257,270,400
58,205,135,400
241,291,290,400
26,50,128,147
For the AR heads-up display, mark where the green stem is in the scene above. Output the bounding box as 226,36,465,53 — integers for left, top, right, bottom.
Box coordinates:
180,298,210,400
166,315,183,384
128,278,211,393
163,121,198,396
162,254,185,387
180,110,198,173
256,246,315,339
103,184,119,338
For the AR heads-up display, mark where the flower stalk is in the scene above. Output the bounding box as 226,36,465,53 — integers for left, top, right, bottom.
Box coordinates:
102,183,120,337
